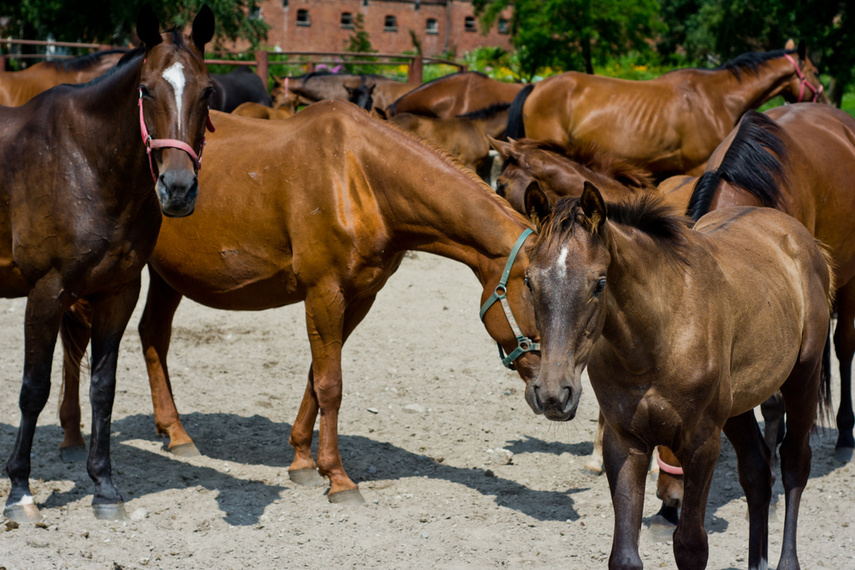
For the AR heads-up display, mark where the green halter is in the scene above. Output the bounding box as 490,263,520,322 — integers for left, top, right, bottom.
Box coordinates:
479,228,541,370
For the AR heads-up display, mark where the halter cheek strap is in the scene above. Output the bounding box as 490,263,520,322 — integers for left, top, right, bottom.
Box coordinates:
783,53,823,103
479,228,541,370
138,88,216,182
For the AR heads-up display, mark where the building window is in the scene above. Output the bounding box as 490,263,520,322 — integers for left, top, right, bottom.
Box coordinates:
296,9,310,26
498,18,509,34
282,0,288,8
341,12,354,29
384,15,397,31
249,6,262,20
464,16,476,32
425,18,438,35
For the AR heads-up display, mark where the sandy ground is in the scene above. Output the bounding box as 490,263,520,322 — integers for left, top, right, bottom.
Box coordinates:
0,253,853,569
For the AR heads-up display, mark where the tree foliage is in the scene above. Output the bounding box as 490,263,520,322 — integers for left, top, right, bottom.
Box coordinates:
474,0,665,80
0,1,268,49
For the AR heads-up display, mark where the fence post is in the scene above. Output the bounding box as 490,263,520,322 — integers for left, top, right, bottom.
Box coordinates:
0,55,6,73
407,55,423,84
255,50,268,84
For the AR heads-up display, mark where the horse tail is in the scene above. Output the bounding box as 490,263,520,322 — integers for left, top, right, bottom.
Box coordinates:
58,300,92,418
507,83,534,139
818,321,833,427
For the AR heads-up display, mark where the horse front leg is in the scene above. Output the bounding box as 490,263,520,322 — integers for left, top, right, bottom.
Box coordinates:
672,431,720,570
86,278,141,520
137,268,197,455
583,410,605,474
4,275,66,522
833,280,855,459
723,411,772,570
602,425,649,570
59,300,93,462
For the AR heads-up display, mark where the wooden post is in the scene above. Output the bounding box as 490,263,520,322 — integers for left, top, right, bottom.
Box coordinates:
255,50,268,85
0,55,6,74
407,55,423,85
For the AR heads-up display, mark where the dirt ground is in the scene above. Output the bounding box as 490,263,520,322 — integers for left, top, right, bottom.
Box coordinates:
1,253,853,569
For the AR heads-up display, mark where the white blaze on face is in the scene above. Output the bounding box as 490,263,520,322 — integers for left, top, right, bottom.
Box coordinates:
162,61,186,132
555,246,569,276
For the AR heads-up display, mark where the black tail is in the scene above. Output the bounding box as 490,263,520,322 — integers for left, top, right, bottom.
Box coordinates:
818,322,833,427
507,83,534,139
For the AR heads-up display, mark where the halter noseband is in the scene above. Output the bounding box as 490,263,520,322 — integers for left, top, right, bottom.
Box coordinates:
783,53,823,103
138,88,216,182
479,228,541,370
657,454,684,476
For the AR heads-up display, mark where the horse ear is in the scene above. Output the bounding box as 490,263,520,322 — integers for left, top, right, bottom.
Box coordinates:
580,181,607,232
488,136,511,158
136,4,162,50
524,181,551,232
784,38,796,51
374,107,388,120
797,40,807,60
344,85,355,95
191,4,215,52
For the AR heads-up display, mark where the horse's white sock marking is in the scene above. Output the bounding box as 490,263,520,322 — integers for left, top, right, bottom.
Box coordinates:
163,62,186,132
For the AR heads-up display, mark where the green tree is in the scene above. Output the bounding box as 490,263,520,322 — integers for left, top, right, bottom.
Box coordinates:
0,1,268,49
473,0,665,80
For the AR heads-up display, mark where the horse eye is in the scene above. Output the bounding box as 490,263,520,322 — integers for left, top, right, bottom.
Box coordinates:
594,277,606,295
139,85,153,99
202,86,214,100
524,277,532,291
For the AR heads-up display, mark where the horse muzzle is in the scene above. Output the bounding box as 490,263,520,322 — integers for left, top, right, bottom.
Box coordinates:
525,374,581,421
157,168,198,218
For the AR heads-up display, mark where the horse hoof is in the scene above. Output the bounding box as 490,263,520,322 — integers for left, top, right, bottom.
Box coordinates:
93,502,128,521
289,468,325,487
328,488,365,505
4,502,41,523
833,446,854,463
648,516,677,542
168,442,201,458
583,463,603,475
59,444,87,463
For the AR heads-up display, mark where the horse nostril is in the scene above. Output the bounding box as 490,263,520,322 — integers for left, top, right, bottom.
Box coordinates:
496,181,507,197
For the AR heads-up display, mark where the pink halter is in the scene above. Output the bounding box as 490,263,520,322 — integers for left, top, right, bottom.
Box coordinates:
138,88,216,182
657,454,684,476
783,53,824,103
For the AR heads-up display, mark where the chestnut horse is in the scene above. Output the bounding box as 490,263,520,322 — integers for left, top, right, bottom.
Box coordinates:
388,71,526,119
0,6,214,522
510,43,827,179
0,48,128,106
525,182,832,570
231,101,294,120
57,101,541,505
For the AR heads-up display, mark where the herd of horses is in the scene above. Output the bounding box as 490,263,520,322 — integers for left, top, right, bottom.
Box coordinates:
1,6,852,569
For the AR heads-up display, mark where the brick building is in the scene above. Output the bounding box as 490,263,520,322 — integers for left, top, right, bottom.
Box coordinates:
252,0,513,57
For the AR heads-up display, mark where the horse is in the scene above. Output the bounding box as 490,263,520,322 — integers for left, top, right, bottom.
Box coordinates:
56,100,542,506
0,48,128,106
385,106,510,179
210,66,272,112
271,71,410,113
0,5,215,523
509,41,828,179
524,181,833,570
344,81,375,111
231,101,294,120
388,71,526,119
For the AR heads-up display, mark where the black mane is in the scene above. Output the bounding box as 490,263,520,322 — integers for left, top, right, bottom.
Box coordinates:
716,48,794,81
687,111,788,221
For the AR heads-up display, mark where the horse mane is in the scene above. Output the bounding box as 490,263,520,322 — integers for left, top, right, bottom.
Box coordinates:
509,138,655,189
46,49,129,72
687,111,789,221
715,48,795,81
455,102,511,120
539,193,691,265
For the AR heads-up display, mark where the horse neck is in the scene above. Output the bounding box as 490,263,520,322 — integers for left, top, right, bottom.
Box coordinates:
707,59,796,120
598,224,685,373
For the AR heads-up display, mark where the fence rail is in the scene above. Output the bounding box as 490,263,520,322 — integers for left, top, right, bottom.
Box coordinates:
0,39,465,83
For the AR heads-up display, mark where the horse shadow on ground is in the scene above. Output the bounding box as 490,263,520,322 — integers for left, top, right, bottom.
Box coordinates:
0,412,584,526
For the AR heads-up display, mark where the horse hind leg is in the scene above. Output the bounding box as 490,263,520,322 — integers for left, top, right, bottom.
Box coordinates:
5,276,66,522
723,411,772,570
58,300,93,462
760,391,785,518
832,280,855,459
138,268,197,456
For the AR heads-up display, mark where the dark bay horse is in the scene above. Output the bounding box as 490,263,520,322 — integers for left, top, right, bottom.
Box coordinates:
271,71,410,112
525,182,833,570
388,71,526,119
210,66,272,112
58,101,541,505
0,6,215,522
0,49,128,106
510,43,827,179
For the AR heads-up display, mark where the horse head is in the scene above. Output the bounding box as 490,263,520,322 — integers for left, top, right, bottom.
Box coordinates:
523,181,610,421
780,40,829,104
345,82,376,111
137,4,214,217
